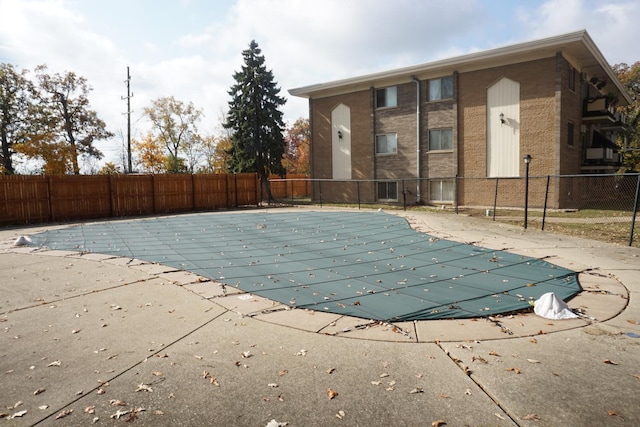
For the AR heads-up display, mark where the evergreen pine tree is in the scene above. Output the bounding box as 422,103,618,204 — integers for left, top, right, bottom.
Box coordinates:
224,40,286,199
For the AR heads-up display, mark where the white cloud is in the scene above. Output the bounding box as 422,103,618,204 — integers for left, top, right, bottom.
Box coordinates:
1,0,639,169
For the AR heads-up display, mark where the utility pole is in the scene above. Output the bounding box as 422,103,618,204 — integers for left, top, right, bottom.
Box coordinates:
122,66,133,173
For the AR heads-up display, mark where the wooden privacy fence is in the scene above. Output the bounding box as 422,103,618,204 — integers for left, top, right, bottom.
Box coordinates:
0,173,260,225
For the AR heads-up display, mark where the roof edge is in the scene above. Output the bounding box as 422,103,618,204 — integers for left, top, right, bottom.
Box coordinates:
289,29,631,105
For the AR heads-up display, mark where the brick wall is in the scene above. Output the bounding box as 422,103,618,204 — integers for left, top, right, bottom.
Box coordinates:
307,55,587,208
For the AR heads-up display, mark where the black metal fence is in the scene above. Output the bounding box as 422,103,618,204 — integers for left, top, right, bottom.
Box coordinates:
268,173,640,247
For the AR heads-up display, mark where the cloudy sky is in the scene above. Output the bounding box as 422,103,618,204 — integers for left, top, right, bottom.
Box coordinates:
1,0,639,168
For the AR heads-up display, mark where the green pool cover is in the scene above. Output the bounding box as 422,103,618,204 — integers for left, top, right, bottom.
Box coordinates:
29,211,580,321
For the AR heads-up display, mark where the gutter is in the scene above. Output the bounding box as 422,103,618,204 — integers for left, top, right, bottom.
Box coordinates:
411,76,421,203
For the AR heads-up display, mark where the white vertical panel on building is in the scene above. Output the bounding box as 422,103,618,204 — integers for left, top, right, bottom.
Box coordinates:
331,104,352,180
487,78,520,177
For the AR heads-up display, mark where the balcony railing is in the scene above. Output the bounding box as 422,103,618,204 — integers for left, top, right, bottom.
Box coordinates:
583,97,627,125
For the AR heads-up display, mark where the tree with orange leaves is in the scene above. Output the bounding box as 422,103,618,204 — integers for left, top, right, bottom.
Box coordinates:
132,132,166,174
283,118,310,175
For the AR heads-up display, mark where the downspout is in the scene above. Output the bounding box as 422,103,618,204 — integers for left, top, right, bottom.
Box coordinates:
411,76,421,203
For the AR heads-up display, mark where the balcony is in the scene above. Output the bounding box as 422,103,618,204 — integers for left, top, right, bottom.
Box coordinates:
582,130,621,168
583,97,627,127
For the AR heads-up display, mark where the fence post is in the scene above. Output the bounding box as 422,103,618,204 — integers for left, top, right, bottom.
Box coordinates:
629,174,640,246
357,181,361,210
542,175,550,230
47,176,54,222
454,176,459,215
402,179,406,211
291,179,294,206
234,173,238,208
523,154,532,229
109,174,114,218
492,178,499,221
319,181,323,208
192,174,196,211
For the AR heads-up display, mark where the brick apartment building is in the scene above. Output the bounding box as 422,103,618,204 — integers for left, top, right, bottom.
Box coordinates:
289,30,632,208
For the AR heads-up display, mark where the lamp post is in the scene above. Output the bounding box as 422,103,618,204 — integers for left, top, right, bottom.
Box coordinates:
523,154,532,229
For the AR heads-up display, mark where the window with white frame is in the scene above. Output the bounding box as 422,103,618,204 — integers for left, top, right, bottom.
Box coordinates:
429,179,454,202
377,181,398,201
428,128,453,151
376,86,397,108
428,76,453,101
376,133,397,154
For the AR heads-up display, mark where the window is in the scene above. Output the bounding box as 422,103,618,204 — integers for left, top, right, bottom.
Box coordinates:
430,180,454,202
568,121,575,146
377,181,398,201
376,86,397,108
429,76,453,101
428,128,453,151
376,134,397,154
568,66,576,92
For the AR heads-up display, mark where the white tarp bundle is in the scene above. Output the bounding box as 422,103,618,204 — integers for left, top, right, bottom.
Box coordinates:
534,292,578,320
13,236,32,246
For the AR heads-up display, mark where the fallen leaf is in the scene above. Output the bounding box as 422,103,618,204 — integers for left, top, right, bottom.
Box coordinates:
409,388,424,394
439,393,451,399
336,410,346,419
110,399,127,406
110,409,130,420
55,409,73,419
431,420,446,427
278,369,288,376
488,351,501,357
9,410,28,419
379,372,389,378
371,381,382,385
152,371,163,376
326,367,335,374
242,351,252,358
136,383,153,392
603,359,619,365
268,383,279,388
39,405,49,410
295,349,307,356
631,374,640,381
33,388,46,395
522,414,540,421
626,319,638,325
47,360,61,367
495,413,506,420
194,355,203,360
608,410,617,416
526,359,540,364
529,338,537,344
327,388,338,399
84,406,95,414
506,367,521,374
472,355,488,364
